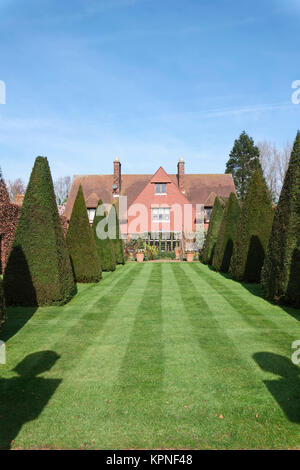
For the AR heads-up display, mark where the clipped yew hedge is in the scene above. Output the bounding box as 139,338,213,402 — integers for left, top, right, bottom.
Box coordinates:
92,199,116,272
202,197,224,265
4,157,75,306
110,204,125,265
212,192,241,273
261,131,300,307
230,166,274,282
66,185,102,283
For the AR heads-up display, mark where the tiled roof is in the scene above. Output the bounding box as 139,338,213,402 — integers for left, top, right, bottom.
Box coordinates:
65,172,236,220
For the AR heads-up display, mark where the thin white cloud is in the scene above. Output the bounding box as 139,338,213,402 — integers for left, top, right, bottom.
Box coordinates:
203,102,292,118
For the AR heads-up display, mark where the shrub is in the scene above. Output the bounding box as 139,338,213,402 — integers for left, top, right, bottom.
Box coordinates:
202,197,224,265
212,192,241,272
158,250,176,260
92,199,116,271
145,243,159,260
261,131,300,307
109,204,125,265
66,185,102,283
4,157,75,306
230,167,274,282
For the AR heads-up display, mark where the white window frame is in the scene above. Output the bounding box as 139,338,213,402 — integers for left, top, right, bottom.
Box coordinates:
152,207,170,223
155,183,167,195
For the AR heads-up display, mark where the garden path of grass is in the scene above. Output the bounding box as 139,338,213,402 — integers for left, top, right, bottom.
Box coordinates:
0,262,299,449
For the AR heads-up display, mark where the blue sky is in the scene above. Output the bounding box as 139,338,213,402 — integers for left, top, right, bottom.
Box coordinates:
0,0,299,182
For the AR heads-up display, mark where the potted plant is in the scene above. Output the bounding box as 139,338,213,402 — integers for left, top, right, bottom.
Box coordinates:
186,250,195,262
174,246,181,260
135,238,145,262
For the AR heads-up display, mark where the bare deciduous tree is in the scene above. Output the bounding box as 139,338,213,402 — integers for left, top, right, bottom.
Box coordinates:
54,176,72,205
7,178,26,203
257,141,292,202
277,142,292,189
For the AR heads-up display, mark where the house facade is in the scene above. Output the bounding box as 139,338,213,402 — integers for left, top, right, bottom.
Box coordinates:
65,158,236,251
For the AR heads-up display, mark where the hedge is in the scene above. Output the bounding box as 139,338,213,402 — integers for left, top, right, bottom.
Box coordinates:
261,131,300,307
110,204,125,265
230,166,274,282
4,157,75,306
212,192,241,273
202,197,224,265
66,185,102,283
92,199,116,272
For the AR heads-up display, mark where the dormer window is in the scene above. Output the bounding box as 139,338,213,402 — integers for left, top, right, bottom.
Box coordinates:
155,183,167,195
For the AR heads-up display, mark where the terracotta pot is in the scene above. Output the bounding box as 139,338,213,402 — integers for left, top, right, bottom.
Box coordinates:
186,252,194,263
136,252,145,263
174,247,181,260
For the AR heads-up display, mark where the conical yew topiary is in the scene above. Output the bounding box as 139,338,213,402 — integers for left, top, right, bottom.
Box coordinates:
202,197,224,265
4,156,75,306
109,203,125,265
66,185,102,283
212,192,241,273
261,131,300,307
230,166,274,282
92,199,116,272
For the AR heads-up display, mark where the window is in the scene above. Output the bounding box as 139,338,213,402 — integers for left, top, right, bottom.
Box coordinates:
87,208,96,224
155,183,167,194
152,207,170,222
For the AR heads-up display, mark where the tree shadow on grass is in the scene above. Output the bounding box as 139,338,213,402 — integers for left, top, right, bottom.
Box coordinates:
240,281,300,322
0,350,62,449
206,263,300,322
1,246,38,342
253,352,300,423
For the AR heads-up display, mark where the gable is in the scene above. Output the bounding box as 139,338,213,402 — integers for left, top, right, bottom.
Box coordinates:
150,167,173,184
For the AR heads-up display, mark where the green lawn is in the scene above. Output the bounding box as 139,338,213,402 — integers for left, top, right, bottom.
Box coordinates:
0,262,300,449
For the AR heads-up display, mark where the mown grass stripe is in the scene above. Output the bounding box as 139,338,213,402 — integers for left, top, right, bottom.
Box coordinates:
190,263,299,350
1,264,136,347
1,264,142,377
105,263,165,449
171,263,268,401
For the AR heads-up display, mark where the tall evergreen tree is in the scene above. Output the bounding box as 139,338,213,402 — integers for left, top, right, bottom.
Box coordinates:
225,131,260,200
92,199,116,272
230,166,274,282
4,157,75,306
212,192,241,272
109,203,125,265
202,197,224,265
261,131,300,307
66,185,102,283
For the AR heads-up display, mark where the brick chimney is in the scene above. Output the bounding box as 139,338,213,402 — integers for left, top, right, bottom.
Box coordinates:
177,157,185,193
113,156,121,196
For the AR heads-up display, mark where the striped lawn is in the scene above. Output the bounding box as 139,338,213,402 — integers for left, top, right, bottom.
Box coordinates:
0,262,299,449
